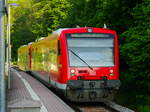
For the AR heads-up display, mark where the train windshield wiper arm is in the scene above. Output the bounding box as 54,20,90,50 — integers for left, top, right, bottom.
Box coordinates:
68,49,93,71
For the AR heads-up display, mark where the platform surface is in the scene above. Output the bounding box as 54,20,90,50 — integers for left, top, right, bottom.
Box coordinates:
8,68,74,112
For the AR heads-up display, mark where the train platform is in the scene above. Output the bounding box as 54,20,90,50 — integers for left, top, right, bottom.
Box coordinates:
7,68,74,112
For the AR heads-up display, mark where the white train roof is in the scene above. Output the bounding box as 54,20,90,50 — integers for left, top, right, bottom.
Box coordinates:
52,28,70,35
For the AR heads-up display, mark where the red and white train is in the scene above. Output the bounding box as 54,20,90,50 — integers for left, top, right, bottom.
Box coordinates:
18,27,120,102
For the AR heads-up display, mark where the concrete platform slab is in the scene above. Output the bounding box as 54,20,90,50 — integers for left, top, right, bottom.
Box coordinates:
8,69,74,112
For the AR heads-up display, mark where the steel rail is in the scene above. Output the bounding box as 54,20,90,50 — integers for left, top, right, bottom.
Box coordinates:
103,100,135,112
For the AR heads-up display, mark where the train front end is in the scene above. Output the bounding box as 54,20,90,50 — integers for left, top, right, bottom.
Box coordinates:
60,28,120,102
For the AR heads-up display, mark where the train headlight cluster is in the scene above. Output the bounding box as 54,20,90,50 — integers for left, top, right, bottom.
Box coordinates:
70,69,76,76
110,69,114,76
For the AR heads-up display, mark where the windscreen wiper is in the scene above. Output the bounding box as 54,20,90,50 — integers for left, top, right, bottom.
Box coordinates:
68,49,93,71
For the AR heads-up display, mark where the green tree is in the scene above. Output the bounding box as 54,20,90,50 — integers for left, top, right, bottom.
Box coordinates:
119,0,150,111
31,0,71,38
62,0,142,33
11,0,71,60
121,0,150,94
11,7,35,61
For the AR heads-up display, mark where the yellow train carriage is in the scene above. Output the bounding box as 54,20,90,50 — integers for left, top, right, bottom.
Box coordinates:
31,34,59,75
18,45,29,71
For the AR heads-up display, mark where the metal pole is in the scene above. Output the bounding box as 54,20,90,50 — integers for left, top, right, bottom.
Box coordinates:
0,0,6,111
6,3,18,89
7,4,10,89
5,3,8,90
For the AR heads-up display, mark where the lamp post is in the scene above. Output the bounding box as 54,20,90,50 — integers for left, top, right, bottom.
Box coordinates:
7,3,18,89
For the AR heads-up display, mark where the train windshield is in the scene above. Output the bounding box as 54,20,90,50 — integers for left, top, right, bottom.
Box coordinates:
66,33,114,67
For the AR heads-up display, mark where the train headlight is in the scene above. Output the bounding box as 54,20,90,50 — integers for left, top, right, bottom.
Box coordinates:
110,69,113,73
70,69,75,73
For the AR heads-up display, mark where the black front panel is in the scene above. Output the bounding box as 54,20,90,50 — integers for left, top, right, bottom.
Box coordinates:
66,80,120,102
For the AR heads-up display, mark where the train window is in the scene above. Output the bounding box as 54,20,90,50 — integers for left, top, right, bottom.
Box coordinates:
58,40,61,55
66,33,114,67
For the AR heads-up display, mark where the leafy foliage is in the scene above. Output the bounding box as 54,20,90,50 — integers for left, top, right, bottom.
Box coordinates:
11,7,35,61
61,0,142,33
122,0,150,86
31,0,71,37
119,0,150,108
11,0,71,60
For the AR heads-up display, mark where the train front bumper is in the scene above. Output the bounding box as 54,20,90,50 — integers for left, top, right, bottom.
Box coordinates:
66,80,121,102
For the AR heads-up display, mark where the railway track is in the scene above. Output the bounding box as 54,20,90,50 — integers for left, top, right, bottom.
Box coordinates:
71,102,114,112
78,106,112,112
71,101,135,112
77,107,113,112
